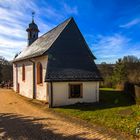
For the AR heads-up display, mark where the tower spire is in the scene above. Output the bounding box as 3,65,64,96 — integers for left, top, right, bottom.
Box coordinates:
26,11,39,46
32,11,35,23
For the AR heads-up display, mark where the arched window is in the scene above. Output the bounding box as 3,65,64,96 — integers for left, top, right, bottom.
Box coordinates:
33,33,36,38
37,62,43,84
22,64,25,81
28,31,32,38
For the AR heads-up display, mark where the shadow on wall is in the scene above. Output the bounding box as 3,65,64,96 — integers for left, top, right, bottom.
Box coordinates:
0,113,100,140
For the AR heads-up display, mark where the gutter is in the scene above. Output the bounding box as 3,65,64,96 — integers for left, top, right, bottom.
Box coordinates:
29,59,36,99
50,81,53,108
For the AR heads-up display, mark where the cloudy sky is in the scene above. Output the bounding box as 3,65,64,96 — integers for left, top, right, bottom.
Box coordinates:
0,0,140,63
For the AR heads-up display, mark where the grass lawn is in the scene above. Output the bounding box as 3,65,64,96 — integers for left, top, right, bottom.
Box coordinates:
54,88,140,137
99,87,118,91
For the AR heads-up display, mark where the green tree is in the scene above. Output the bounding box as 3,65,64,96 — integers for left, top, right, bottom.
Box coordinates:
98,62,114,87
0,64,2,83
0,56,13,82
99,55,140,89
122,55,140,83
112,59,127,88
122,55,139,63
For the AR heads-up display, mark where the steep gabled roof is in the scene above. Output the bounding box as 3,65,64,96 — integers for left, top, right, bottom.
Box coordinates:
13,18,72,62
45,18,102,81
13,17,102,81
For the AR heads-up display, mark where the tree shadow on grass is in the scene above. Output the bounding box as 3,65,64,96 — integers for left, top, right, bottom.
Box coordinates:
0,113,100,140
58,90,135,111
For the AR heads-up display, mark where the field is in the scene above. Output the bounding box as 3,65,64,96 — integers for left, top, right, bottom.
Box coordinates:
54,88,140,137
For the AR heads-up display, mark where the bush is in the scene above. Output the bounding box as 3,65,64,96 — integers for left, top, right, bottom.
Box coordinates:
124,82,135,102
135,98,140,105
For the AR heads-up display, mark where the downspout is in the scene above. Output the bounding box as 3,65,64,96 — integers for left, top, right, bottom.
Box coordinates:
29,59,36,99
50,81,53,108
96,82,98,102
96,82,99,102
15,63,18,92
16,64,18,92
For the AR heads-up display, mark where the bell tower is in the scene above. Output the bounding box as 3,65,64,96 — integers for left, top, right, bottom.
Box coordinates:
26,12,39,46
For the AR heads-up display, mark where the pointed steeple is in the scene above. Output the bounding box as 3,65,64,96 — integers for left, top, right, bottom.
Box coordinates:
26,12,39,46
32,11,35,23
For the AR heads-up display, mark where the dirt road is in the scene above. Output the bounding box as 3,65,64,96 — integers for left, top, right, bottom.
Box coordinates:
0,89,126,140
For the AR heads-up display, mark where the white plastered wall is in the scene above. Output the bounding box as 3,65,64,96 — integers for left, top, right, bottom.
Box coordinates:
34,56,48,101
52,81,99,107
13,55,48,101
14,61,33,98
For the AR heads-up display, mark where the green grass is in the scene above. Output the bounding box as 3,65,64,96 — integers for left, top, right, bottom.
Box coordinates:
99,87,121,91
54,89,140,137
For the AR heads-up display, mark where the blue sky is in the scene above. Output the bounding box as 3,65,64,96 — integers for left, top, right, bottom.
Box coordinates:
0,0,140,63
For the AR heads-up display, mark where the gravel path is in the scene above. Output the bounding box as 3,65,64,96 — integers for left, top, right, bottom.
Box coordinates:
0,89,127,140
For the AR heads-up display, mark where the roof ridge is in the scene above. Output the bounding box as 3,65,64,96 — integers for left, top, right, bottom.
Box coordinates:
13,17,73,62
29,17,73,47
42,17,73,37
41,17,73,54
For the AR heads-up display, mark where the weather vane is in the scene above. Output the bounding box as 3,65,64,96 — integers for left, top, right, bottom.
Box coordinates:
32,11,35,22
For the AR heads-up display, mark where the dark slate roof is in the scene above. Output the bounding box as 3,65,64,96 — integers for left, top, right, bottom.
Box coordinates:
29,21,39,29
13,18,72,62
13,17,102,81
45,18,102,81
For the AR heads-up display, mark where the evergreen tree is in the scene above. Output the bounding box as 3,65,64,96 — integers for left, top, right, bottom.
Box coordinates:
98,62,114,87
112,59,127,86
0,64,2,83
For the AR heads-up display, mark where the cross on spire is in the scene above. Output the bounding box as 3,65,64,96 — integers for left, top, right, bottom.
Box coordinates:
32,11,35,23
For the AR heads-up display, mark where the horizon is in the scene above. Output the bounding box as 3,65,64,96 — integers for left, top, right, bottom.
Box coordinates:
0,0,140,64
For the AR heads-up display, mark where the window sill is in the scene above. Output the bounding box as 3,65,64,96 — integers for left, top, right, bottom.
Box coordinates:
37,83,43,86
69,96,83,99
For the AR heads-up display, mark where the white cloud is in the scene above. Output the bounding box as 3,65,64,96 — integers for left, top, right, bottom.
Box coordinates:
92,34,130,63
63,3,78,15
120,18,140,28
123,43,140,57
0,36,26,48
0,23,25,39
0,0,79,60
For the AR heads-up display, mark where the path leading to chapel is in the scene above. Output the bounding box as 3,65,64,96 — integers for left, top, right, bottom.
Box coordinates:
0,89,127,140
